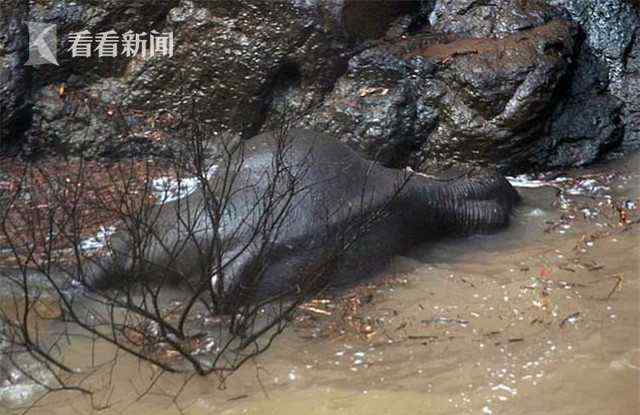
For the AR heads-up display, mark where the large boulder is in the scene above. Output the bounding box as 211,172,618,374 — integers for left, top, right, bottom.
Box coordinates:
24,0,429,154
407,0,639,172
301,0,637,172
300,20,578,172
27,77,132,155
121,0,349,137
419,21,578,171
0,0,28,145
546,0,640,150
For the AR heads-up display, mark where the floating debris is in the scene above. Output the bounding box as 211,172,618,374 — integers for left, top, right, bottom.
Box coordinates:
566,178,612,196
491,383,517,395
422,317,470,327
559,312,581,327
506,175,569,189
78,225,116,253
527,208,546,217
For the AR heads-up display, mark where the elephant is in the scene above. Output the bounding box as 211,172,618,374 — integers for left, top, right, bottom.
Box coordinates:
61,129,520,307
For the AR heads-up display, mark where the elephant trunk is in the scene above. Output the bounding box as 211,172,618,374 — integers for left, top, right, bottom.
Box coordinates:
405,170,521,236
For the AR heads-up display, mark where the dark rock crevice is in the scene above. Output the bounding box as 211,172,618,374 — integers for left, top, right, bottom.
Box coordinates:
248,60,304,138
542,27,625,168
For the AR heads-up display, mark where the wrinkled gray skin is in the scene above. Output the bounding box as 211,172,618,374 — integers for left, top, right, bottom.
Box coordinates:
74,130,520,303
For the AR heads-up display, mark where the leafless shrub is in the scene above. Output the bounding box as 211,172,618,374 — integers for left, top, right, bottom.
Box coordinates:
0,95,408,411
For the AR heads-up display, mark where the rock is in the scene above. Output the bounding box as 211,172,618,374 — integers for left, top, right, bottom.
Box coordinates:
23,0,177,154
27,0,178,82
546,0,640,150
0,0,28,145
296,44,441,167
301,0,635,172
339,0,422,41
546,0,637,94
301,21,578,172
544,33,624,167
623,33,640,149
25,0,362,152
546,95,623,167
429,0,562,39
28,79,125,155
4,0,635,171
398,0,636,168
122,0,353,138
419,21,578,171
22,0,432,153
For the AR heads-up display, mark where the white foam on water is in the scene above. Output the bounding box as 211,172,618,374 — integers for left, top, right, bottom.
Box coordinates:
78,225,117,253
506,175,570,189
152,164,219,204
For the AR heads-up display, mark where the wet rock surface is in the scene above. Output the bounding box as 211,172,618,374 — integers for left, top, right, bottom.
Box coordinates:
545,42,624,168
296,42,441,167
23,0,177,154
299,0,638,172
1,0,639,169
300,20,578,171
27,0,178,81
122,0,351,137
0,0,28,145
536,0,639,169
23,0,361,155
416,21,578,171
428,0,563,39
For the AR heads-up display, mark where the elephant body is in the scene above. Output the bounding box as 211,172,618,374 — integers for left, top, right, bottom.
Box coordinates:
78,129,520,304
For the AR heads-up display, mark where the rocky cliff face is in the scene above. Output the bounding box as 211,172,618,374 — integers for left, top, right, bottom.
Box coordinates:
1,0,638,173
547,0,640,152
298,20,579,171
0,0,28,144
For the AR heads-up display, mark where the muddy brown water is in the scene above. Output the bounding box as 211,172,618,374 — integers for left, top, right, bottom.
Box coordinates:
3,154,639,415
